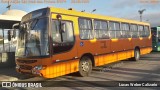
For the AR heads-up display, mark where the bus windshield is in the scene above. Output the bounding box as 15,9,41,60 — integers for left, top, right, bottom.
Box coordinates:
16,18,49,57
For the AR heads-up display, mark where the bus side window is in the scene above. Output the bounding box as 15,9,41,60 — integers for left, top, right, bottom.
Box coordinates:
79,18,93,40
138,25,144,37
130,24,138,38
121,23,130,38
145,26,150,37
94,20,109,39
109,21,120,39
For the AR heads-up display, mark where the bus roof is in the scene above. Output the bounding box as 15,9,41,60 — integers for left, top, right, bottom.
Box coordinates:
49,7,150,26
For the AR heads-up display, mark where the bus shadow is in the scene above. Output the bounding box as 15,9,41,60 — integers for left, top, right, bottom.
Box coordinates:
66,72,81,77
0,67,35,81
151,51,160,53
140,57,160,61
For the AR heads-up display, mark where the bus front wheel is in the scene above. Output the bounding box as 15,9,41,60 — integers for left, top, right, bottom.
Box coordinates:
129,49,140,61
79,56,92,77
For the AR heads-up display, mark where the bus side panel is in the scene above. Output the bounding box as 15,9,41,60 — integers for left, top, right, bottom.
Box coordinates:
140,47,152,55
77,40,96,57
139,38,146,48
94,50,134,67
131,38,140,49
110,39,124,52
110,38,132,53
126,38,133,50
95,40,111,55
94,53,117,67
41,59,79,78
77,39,111,66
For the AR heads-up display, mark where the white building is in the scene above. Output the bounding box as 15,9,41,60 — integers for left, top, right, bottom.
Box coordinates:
1,9,27,21
0,9,27,67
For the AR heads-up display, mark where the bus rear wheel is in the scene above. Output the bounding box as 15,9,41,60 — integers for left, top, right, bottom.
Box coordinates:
79,56,92,77
129,49,140,61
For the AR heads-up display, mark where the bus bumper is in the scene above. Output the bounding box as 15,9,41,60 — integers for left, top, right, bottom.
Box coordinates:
15,64,43,77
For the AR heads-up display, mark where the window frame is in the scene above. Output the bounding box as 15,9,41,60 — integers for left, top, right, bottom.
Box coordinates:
130,24,138,38
144,25,150,37
121,23,130,31
93,19,109,39
108,21,121,39
121,22,131,38
78,17,94,40
138,25,145,37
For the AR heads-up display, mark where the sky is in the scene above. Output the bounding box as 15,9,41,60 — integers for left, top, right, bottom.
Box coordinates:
0,0,160,27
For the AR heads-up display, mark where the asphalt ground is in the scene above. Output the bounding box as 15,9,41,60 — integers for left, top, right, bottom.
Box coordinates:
0,52,160,90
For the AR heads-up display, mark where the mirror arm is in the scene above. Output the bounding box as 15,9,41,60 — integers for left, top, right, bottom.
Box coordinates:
12,23,19,29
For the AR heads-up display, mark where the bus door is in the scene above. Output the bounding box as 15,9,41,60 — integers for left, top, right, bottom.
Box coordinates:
151,29,158,51
157,29,160,51
51,14,78,64
158,29,160,43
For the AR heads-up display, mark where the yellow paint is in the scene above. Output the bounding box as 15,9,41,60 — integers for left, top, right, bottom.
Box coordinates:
111,39,119,42
90,38,97,43
128,38,132,41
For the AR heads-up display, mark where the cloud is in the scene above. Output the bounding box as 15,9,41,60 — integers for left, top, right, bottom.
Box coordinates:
143,12,160,27
109,0,160,27
125,12,160,27
112,0,139,8
111,0,160,9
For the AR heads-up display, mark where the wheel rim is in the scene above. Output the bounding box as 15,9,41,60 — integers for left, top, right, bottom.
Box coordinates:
82,61,90,72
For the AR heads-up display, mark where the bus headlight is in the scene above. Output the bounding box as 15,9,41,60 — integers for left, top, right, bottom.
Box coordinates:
33,65,46,70
16,64,20,69
32,65,46,75
33,65,42,70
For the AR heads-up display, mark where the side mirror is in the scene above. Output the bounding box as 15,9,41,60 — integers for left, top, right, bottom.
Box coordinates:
12,29,16,38
61,23,66,33
8,30,12,41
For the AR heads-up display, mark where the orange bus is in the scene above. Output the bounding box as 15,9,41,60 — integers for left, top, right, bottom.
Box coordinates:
15,7,152,78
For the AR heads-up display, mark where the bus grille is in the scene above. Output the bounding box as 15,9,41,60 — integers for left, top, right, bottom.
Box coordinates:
17,60,37,64
20,65,32,70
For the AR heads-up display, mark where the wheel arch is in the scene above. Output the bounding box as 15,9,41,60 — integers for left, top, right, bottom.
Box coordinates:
135,46,140,54
80,53,95,67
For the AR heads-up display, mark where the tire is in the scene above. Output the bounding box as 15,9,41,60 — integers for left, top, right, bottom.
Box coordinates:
129,49,140,61
79,56,92,77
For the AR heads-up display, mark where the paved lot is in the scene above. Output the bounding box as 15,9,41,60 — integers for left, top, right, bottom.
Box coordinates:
0,52,160,90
